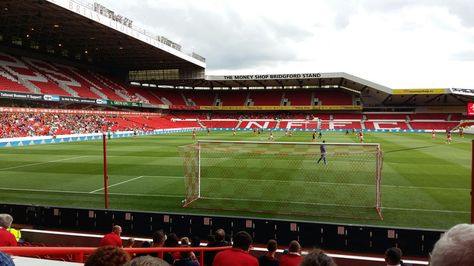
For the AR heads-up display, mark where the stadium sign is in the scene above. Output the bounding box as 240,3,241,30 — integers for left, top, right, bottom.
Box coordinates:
108,100,143,107
0,92,43,100
219,73,322,80
392,88,447,94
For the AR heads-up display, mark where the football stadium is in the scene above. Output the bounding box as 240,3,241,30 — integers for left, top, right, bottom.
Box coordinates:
0,0,473,265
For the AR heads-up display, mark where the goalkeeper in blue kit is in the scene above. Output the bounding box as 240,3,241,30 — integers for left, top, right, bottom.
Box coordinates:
317,140,327,165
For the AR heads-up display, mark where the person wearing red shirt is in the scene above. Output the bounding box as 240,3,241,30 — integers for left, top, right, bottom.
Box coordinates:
100,225,123,247
0,214,17,246
279,240,302,266
212,231,258,266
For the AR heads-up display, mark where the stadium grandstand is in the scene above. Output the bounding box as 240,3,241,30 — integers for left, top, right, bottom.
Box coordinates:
0,0,473,265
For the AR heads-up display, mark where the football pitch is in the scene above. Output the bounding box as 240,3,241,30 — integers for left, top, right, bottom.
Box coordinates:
0,130,471,230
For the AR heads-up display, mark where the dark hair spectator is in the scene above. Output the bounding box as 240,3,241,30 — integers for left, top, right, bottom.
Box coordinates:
385,247,402,266
430,223,474,266
152,230,166,247
300,249,337,266
85,246,131,266
212,231,258,266
205,229,230,266
258,239,278,266
232,231,252,251
279,240,302,266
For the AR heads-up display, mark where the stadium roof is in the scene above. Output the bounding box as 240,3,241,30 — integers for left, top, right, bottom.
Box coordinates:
0,0,205,71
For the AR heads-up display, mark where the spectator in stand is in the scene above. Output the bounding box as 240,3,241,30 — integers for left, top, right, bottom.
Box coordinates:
124,255,170,266
0,214,17,246
85,246,130,266
173,237,199,266
142,230,174,265
205,229,230,266
165,233,181,261
300,249,337,266
258,239,279,266
99,225,123,247
384,247,408,266
429,223,474,266
279,240,302,266
212,231,258,266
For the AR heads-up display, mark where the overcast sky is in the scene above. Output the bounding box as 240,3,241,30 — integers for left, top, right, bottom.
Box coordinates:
96,0,474,88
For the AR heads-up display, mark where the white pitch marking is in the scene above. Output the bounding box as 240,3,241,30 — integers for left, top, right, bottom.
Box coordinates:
89,175,146,193
0,155,90,171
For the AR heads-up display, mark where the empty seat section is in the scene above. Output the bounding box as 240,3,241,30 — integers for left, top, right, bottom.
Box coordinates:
77,71,124,100
183,91,215,106
218,91,247,106
55,67,103,99
127,86,163,104
409,113,448,120
249,91,282,106
332,113,363,120
365,113,408,120
201,121,238,128
30,81,71,96
410,122,458,130
315,91,353,105
365,121,409,130
0,73,30,92
285,90,312,105
155,90,186,105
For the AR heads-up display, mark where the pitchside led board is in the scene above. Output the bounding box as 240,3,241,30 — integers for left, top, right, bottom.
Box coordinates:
468,103,474,116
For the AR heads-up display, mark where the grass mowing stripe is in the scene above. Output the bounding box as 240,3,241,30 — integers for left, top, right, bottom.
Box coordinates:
138,175,469,191
89,175,145,193
382,206,470,214
0,187,181,198
0,155,90,171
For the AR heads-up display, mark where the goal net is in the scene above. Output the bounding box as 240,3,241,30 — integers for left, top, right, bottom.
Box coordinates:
180,140,383,220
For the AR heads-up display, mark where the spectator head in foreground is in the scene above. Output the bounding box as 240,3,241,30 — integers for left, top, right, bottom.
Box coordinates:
430,223,474,266
267,239,277,253
233,231,253,252
288,240,301,254
123,255,170,266
215,228,226,242
112,225,122,235
0,214,13,229
385,247,402,266
152,229,166,247
300,249,337,266
85,246,131,266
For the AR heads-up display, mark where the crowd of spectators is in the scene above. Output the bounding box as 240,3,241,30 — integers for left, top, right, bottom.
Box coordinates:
0,112,113,138
0,112,168,138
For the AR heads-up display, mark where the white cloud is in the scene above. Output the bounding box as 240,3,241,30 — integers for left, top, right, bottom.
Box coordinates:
96,0,474,88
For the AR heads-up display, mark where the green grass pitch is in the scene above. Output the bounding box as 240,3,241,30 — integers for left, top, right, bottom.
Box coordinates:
0,130,471,230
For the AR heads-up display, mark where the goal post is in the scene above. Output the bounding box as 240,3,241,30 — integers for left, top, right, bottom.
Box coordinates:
180,140,384,220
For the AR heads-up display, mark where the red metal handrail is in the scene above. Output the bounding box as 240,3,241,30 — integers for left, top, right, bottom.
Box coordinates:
0,246,232,264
